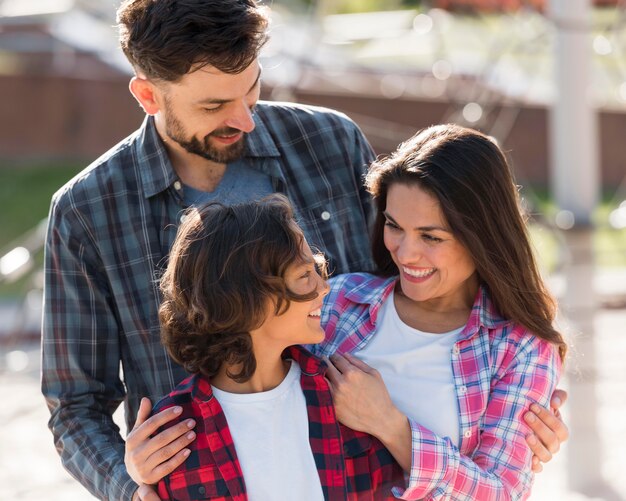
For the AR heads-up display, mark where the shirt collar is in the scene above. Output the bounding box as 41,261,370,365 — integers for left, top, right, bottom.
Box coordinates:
282,345,325,377
460,285,511,340
134,116,178,199
136,106,281,199
343,274,397,325
189,345,325,402
341,274,511,338
246,104,281,158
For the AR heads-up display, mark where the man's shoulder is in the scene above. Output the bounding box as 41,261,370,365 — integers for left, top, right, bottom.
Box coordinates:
50,129,141,212
256,100,358,131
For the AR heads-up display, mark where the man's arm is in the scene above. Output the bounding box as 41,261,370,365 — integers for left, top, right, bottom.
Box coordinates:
41,199,137,501
525,389,569,472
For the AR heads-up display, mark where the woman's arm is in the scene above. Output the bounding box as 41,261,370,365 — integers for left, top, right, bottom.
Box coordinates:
326,337,562,501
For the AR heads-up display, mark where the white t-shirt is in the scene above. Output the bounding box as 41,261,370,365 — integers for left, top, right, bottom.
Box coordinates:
356,291,463,446
211,361,325,501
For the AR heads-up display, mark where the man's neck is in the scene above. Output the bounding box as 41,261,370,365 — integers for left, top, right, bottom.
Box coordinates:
172,154,227,193
154,119,228,192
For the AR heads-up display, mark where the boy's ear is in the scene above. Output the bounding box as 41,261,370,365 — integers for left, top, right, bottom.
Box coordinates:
129,76,160,115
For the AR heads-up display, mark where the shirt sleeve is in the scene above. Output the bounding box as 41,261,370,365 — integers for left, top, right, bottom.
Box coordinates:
394,334,562,501
41,196,138,501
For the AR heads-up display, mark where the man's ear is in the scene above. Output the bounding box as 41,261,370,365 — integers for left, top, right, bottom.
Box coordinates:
129,76,161,115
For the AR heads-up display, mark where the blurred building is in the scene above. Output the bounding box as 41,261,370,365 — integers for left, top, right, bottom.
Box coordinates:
0,0,143,161
433,0,619,11
0,0,624,189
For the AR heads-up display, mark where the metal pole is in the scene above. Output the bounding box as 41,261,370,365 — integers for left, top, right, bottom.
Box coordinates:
548,0,599,223
547,0,605,496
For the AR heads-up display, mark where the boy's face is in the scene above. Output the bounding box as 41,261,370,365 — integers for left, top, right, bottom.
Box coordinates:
255,241,329,348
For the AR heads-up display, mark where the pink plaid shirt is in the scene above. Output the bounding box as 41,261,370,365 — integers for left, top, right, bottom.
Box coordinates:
312,273,562,501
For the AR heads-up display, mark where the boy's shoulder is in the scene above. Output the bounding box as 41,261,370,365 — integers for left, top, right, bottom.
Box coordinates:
152,374,199,417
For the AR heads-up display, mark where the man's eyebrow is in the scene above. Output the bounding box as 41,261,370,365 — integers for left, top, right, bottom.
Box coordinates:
383,211,451,233
195,67,262,106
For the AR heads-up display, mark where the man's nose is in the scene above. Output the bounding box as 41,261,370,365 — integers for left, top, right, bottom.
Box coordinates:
225,102,255,133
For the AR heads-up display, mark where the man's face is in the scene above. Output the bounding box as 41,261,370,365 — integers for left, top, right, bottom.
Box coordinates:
156,60,261,164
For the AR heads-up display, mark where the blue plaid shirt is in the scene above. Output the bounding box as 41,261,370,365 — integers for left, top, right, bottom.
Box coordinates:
42,101,376,501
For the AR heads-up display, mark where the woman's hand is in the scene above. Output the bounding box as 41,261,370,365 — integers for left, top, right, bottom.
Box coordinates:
524,389,569,473
125,397,196,486
325,353,394,435
325,353,412,471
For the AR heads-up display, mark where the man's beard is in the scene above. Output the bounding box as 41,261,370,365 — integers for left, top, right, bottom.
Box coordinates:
163,101,246,164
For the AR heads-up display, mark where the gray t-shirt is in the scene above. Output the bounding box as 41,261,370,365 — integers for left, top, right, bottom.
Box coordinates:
182,159,273,206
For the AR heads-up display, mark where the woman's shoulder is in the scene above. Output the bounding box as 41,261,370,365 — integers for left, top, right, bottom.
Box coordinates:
328,272,394,296
484,315,562,378
471,288,561,368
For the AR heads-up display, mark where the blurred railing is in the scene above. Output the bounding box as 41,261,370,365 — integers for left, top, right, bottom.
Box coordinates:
0,219,47,344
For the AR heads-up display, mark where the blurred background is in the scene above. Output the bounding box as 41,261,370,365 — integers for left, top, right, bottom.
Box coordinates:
0,0,625,499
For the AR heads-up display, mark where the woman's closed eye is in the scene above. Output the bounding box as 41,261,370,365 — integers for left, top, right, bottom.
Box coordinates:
422,233,444,243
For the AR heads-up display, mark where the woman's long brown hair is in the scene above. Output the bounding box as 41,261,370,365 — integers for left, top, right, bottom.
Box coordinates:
366,124,567,361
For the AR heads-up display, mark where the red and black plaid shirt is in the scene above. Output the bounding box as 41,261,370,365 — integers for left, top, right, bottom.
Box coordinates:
153,345,404,500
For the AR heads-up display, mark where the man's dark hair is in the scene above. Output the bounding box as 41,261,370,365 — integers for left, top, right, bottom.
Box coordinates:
159,195,325,383
117,0,269,81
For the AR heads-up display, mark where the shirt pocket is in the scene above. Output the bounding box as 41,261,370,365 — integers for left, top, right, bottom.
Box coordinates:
341,425,372,458
341,425,376,499
166,466,232,500
340,426,398,501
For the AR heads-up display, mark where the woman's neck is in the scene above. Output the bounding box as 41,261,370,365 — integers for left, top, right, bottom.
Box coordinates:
393,275,480,333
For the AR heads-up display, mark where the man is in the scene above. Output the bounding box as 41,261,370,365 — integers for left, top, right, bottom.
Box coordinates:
42,1,567,500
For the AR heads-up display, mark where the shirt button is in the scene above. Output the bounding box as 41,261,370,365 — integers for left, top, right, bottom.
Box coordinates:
174,181,182,191
458,385,467,395
197,485,206,495
452,345,460,356
464,430,472,439
321,210,331,221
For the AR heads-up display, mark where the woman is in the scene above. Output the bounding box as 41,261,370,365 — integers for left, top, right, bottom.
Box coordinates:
317,124,566,500
145,196,403,500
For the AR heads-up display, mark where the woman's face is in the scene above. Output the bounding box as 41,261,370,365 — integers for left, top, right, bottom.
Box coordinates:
383,183,478,310
256,240,329,347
